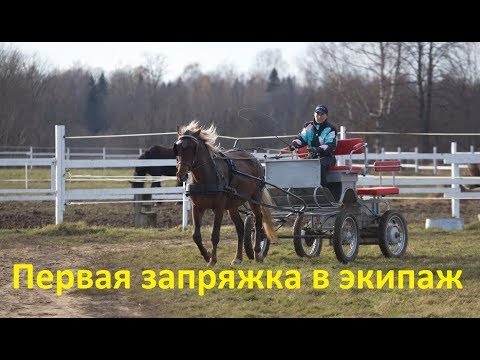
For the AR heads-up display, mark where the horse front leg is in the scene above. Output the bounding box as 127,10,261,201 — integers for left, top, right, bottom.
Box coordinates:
192,205,210,263
208,207,225,267
228,208,244,265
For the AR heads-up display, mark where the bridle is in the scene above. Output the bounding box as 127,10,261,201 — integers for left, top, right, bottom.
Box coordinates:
173,134,214,173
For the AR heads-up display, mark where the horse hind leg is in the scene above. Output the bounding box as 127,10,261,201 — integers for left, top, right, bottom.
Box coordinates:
250,203,264,263
227,207,244,265
192,206,211,263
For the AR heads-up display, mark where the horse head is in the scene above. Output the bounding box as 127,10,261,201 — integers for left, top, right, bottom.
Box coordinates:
173,125,202,183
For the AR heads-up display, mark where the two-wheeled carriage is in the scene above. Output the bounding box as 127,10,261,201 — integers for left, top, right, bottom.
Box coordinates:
243,138,408,264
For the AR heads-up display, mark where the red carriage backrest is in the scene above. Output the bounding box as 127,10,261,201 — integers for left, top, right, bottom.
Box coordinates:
281,138,365,159
327,138,367,174
373,160,401,172
334,138,365,156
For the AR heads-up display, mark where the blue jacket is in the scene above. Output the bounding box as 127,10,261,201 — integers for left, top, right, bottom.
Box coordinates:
292,120,337,158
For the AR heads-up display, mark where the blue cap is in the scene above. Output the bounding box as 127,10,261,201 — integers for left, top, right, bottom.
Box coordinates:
315,104,328,114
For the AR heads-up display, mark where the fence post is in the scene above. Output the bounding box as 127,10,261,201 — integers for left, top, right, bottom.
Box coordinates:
55,125,65,225
339,126,346,166
451,142,460,218
29,146,33,169
414,147,419,173
25,164,28,189
433,146,437,175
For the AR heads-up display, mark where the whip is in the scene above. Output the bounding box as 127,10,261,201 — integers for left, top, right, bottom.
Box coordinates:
237,108,294,149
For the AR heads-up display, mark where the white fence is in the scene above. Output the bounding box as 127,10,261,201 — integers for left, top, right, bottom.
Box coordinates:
1,125,480,229
0,147,144,160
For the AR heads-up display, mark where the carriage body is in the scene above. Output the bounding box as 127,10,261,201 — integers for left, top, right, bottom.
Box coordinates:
174,121,406,266
256,139,408,264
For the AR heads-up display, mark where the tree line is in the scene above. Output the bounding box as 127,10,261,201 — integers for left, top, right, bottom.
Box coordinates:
1,42,479,153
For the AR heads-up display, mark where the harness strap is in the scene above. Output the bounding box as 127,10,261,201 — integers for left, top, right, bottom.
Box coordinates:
217,151,237,185
186,184,236,196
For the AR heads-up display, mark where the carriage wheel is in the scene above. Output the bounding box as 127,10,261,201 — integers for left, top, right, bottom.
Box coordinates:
378,210,408,258
293,214,322,258
332,210,360,263
243,215,270,260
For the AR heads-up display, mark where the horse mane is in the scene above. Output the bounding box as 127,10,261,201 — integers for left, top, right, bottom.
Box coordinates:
179,120,220,156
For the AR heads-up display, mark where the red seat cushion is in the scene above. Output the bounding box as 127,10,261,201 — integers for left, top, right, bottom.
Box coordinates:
356,187,400,196
327,165,364,173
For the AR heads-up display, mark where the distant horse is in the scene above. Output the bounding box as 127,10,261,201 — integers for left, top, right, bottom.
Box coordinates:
463,163,480,191
174,120,278,266
131,145,179,188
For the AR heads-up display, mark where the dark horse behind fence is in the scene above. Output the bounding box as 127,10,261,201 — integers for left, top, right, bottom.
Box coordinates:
461,163,480,191
131,145,179,188
174,120,278,266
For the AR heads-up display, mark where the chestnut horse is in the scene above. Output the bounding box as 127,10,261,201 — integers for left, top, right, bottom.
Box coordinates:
174,120,278,266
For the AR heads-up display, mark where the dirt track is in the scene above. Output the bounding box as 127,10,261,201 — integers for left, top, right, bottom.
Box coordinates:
0,242,147,317
1,197,479,230
1,199,479,318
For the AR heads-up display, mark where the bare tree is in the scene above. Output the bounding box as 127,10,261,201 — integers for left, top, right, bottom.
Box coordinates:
402,42,460,151
347,42,403,151
249,48,288,81
298,43,356,129
434,43,480,150
142,53,168,89
298,42,403,151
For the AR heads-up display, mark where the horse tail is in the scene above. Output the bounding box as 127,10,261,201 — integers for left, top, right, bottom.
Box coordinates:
261,188,278,243
467,163,480,177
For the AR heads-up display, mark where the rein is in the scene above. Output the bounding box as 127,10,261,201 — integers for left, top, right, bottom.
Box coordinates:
176,133,307,214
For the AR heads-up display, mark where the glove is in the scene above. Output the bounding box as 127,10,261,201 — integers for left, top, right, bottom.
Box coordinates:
311,146,326,155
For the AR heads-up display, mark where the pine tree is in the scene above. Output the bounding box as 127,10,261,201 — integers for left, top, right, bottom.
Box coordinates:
86,72,109,134
266,68,280,92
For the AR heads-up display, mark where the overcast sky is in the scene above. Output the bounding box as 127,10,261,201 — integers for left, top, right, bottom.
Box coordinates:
8,42,311,82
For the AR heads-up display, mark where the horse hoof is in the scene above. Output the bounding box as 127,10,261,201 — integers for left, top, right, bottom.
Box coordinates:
231,259,242,265
203,252,212,263
207,260,217,267
254,254,264,263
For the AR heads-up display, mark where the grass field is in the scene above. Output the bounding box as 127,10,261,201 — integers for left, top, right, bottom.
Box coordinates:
0,167,479,318
0,221,479,318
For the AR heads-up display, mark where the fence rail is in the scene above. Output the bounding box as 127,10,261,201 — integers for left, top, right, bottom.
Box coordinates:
1,125,480,229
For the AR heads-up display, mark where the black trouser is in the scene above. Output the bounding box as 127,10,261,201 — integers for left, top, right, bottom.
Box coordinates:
320,156,336,187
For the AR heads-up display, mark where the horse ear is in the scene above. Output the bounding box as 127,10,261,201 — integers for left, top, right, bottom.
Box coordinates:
193,129,201,138
176,125,181,135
